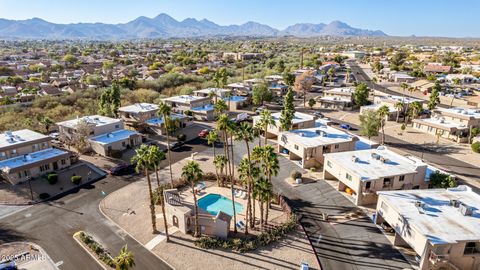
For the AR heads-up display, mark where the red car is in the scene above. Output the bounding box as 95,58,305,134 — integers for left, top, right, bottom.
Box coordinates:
198,129,210,138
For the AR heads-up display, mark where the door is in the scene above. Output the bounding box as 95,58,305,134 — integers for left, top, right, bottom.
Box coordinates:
53,161,58,170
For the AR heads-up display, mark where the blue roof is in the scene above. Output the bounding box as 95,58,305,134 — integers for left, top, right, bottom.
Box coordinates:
89,129,139,145
0,148,68,171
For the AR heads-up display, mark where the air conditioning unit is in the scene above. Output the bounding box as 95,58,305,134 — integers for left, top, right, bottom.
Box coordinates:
351,156,359,163
449,199,460,207
414,201,425,208
459,203,473,216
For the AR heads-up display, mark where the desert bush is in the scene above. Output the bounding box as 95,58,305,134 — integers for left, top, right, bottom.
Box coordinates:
472,142,480,153
290,170,302,180
71,175,82,185
46,173,58,185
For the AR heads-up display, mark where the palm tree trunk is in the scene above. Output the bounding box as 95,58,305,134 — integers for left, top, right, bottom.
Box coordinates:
213,144,220,186
146,168,157,233
396,111,400,123
161,201,169,242
260,200,264,230
245,141,253,233
381,123,385,145
265,173,271,225
155,165,160,187
303,90,306,108
252,195,256,228
264,126,268,147
229,134,237,234
165,127,174,189
192,184,200,237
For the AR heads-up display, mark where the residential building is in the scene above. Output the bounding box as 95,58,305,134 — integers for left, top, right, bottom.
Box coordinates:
0,129,71,185
375,186,480,270
423,64,453,74
57,115,141,156
360,92,424,121
253,111,316,140
323,146,428,206
318,87,354,110
162,95,214,121
278,121,357,169
193,88,248,110
390,72,415,83
410,79,435,94
413,107,480,143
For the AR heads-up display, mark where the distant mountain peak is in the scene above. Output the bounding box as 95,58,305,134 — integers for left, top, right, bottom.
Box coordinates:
0,13,388,39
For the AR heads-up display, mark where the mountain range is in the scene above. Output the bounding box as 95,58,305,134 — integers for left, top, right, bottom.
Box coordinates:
0,13,387,39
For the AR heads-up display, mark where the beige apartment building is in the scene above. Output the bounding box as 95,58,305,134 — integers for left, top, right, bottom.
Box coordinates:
323,146,428,206
253,111,316,140
277,122,357,169
162,95,215,121
318,87,354,110
0,129,71,184
376,186,480,270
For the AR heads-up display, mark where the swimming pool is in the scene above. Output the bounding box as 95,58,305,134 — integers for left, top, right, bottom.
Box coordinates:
198,193,243,217
223,95,246,102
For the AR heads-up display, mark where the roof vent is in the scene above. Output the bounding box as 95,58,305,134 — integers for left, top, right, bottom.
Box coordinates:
376,145,386,151
351,156,359,163
380,156,389,163
414,201,425,208
371,153,381,160
449,199,460,208
459,203,473,216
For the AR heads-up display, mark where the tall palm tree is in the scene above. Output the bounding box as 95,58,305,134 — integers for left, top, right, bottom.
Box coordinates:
394,101,404,123
252,145,279,225
181,160,204,237
114,244,135,270
410,101,423,123
255,176,272,230
38,116,54,134
450,78,461,106
132,145,157,233
206,130,220,184
400,82,409,98
158,101,174,188
208,90,218,104
156,184,169,242
235,122,255,230
258,110,276,147
213,155,228,184
377,105,390,145
346,67,352,83
148,145,165,187
214,99,228,115
237,158,252,234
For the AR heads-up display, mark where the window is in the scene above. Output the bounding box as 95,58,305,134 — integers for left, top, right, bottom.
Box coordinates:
122,141,126,147
11,149,17,155
294,145,299,150
383,178,391,187
334,144,339,149
115,124,120,129
61,159,66,165
327,161,332,168
32,144,38,151
346,173,352,181
365,181,371,190
464,242,480,255
0,152,5,157
399,175,405,182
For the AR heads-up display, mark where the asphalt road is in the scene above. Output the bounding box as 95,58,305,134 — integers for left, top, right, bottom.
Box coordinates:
0,137,209,270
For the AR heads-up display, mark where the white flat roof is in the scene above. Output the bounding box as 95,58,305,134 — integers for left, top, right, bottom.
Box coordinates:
320,96,352,103
193,88,231,95
374,94,423,104
279,123,354,148
415,117,468,130
361,104,397,113
0,129,50,149
378,186,480,244
324,146,426,180
57,115,121,129
437,107,480,119
267,111,315,125
162,95,207,104
89,129,139,145
118,103,158,113
324,87,355,94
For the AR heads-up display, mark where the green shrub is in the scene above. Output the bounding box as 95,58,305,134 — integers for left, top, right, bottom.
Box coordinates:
309,167,316,172
472,142,480,153
184,110,193,116
290,170,302,180
39,193,50,200
71,175,82,185
109,149,123,159
46,173,58,185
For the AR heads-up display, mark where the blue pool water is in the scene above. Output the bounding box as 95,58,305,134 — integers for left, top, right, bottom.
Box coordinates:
223,95,246,102
192,104,214,111
198,193,243,217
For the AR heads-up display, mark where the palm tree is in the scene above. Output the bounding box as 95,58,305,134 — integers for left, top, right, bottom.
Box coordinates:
237,158,252,234
114,244,135,270
214,99,228,115
252,145,279,225
394,101,404,123
131,145,157,233
208,90,218,104
377,105,390,145
450,78,461,106
38,116,54,134
158,101,174,188
181,160,203,237
213,155,228,184
400,82,409,98
148,145,165,187
155,184,170,242
410,101,423,123
346,67,352,83
235,122,255,231
206,130,220,184
258,110,276,147
255,176,272,230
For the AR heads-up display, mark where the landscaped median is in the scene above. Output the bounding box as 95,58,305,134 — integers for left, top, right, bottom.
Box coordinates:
73,231,116,269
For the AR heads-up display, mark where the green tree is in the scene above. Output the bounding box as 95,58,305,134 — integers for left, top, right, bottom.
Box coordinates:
114,245,135,270
63,54,78,67
359,110,381,139
282,72,295,87
410,101,423,121
308,98,316,109
394,101,404,123
181,160,204,237
427,82,441,111
254,176,272,229
214,99,228,114
472,142,480,153
157,101,174,188
353,83,369,106
279,89,295,131
212,68,228,88
377,105,390,145
258,110,276,146
252,83,272,106
131,145,157,233
38,116,54,133
429,171,457,188
99,84,121,117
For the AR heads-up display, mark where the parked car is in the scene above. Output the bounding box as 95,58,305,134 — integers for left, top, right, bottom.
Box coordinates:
313,112,324,118
169,141,185,151
198,129,210,138
0,261,17,270
340,124,351,130
108,163,136,176
255,106,266,114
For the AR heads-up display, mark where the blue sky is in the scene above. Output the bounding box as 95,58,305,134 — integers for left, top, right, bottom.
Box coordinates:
0,0,479,37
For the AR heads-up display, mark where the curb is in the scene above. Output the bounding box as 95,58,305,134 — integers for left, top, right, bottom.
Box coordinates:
72,232,108,270
98,192,177,270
